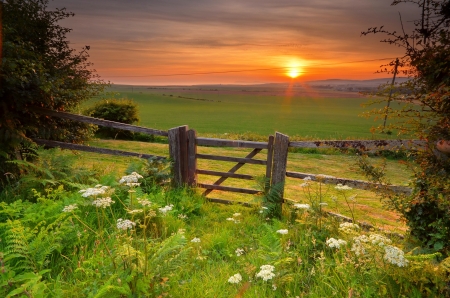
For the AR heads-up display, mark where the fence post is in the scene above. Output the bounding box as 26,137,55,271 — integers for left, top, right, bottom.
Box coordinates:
168,125,189,187
265,135,274,191
271,132,289,202
187,129,197,186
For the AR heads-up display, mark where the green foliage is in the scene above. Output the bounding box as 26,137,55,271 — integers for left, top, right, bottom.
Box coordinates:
84,98,140,139
362,0,450,251
0,0,105,180
256,176,283,219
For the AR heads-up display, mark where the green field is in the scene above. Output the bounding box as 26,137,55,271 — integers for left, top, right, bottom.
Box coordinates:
86,84,391,140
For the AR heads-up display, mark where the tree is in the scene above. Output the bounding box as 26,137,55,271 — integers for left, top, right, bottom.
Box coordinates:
362,0,450,251
0,0,105,177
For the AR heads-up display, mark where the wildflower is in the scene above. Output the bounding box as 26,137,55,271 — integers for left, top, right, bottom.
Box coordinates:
335,183,352,190
92,197,115,208
369,234,392,247
178,214,188,219
351,239,366,256
119,172,143,186
116,218,136,230
326,238,347,249
299,182,310,188
384,245,409,267
62,204,78,212
303,176,312,181
256,265,275,281
272,284,277,291
319,202,328,206
233,213,241,217
276,229,288,235
191,237,201,243
235,248,245,256
128,209,143,214
79,185,110,197
339,222,360,234
158,204,174,215
226,217,234,221
137,198,152,206
293,203,310,210
228,273,242,284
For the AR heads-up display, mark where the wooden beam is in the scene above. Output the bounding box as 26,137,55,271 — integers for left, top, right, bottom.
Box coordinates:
187,129,197,186
202,148,262,196
33,138,166,160
198,183,261,195
206,197,254,207
33,107,168,137
285,171,412,195
265,135,274,187
289,139,426,151
168,126,188,187
271,132,290,200
197,169,254,180
196,137,268,149
196,154,267,165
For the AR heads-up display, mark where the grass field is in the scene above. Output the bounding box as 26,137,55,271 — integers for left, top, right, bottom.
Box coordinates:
60,139,413,232
84,84,393,140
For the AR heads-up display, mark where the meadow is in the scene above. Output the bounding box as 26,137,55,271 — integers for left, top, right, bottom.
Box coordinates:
86,84,392,140
3,85,446,297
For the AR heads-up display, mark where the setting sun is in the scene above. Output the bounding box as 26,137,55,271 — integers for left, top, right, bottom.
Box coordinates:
288,68,301,78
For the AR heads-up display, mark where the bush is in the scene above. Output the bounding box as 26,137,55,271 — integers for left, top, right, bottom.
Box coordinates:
84,99,140,139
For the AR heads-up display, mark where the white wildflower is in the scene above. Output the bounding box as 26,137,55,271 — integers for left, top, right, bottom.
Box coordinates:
235,248,245,256
319,202,328,206
384,245,409,267
303,176,312,181
293,203,310,210
299,182,310,188
116,218,136,230
119,172,143,185
226,217,234,221
178,214,188,219
369,234,392,247
137,198,152,206
256,265,275,281
233,213,241,217
339,222,360,234
158,204,174,215
351,237,367,256
335,183,352,190
276,229,288,235
79,185,110,198
272,284,277,291
191,237,201,243
92,197,115,208
62,204,78,213
228,273,242,284
326,238,347,249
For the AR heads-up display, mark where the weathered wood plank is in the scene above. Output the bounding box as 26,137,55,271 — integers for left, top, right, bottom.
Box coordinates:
168,127,182,186
196,137,268,149
33,107,169,137
271,132,290,200
187,129,197,186
285,171,412,195
265,135,274,184
202,148,262,196
196,154,267,165
198,183,261,195
289,139,426,151
197,169,254,180
179,126,189,185
206,197,254,207
33,138,166,160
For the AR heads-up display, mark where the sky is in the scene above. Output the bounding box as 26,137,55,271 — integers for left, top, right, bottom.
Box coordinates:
48,0,421,85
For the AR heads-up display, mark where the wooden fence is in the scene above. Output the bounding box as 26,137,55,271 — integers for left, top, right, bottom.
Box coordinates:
33,107,425,206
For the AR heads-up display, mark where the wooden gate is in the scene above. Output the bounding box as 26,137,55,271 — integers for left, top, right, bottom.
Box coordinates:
168,126,290,204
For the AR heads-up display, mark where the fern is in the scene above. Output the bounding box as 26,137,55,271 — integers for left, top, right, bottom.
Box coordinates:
255,176,284,218
257,224,282,259
93,274,131,298
149,233,189,278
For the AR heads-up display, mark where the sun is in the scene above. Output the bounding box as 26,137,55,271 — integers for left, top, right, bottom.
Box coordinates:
288,69,300,78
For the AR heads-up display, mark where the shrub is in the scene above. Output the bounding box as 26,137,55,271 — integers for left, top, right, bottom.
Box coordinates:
84,98,140,139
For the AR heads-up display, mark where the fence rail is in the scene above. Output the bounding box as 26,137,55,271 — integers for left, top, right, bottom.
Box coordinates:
33,107,425,207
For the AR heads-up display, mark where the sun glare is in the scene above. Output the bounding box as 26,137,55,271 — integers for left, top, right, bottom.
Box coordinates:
288,69,300,78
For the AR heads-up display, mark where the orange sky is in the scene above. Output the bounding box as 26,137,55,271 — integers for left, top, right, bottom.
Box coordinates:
50,0,420,85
